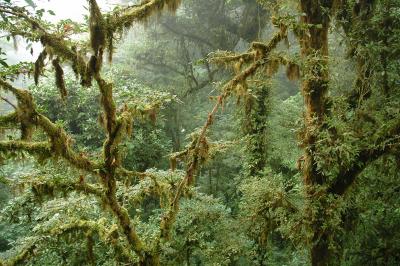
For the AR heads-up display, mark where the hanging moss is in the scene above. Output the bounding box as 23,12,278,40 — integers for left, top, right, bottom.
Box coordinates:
89,0,106,55
106,32,114,63
107,0,183,38
34,49,47,85
20,123,34,141
266,57,280,76
286,62,300,81
52,57,67,100
166,0,182,12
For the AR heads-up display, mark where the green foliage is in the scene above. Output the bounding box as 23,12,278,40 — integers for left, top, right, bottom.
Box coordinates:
122,123,171,171
0,0,400,265
341,156,400,265
267,92,302,174
162,193,253,265
30,75,105,149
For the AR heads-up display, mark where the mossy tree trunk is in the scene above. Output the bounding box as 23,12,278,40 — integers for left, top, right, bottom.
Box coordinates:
298,0,333,265
243,84,270,178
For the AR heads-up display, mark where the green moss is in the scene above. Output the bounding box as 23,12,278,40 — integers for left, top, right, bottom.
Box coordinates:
34,49,47,85
0,112,18,128
89,0,106,55
52,58,68,100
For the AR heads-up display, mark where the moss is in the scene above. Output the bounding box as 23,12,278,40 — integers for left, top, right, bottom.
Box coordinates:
89,0,106,55
266,57,280,76
52,57,67,100
20,123,34,141
34,49,47,85
286,62,300,81
0,112,18,128
107,0,182,37
5,241,37,266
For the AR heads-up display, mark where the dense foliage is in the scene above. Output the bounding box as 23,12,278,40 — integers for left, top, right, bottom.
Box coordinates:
0,0,399,265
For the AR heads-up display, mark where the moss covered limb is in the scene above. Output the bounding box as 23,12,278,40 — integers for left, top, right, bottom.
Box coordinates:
106,0,182,62
92,74,145,258
0,112,18,128
160,98,220,240
209,27,287,67
0,141,51,157
0,78,99,173
210,51,256,66
115,167,153,181
160,28,289,241
107,0,182,33
0,7,89,86
4,220,135,266
103,194,144,255
57,220,136,264
19,176,106,200
330,117,400,195
35,114,99,173
3,239,38,266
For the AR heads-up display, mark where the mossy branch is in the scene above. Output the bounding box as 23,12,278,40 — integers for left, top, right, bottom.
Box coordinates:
3,220,135,266
107,0,182,33
209,27,287,66
0,112,18,128
0,78,99,173
330,118,400,195
15,175,105,201
0,140,51,157
93,77,145,258
2,239,38,266
159,25,290,242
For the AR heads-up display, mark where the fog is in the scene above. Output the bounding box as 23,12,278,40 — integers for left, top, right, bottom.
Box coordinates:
6,0,127,63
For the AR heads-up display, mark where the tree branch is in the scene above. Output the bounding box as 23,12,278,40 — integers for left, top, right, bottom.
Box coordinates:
329,119,400,195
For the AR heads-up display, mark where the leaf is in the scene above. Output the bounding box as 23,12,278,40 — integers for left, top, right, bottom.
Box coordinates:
0,59,9,67
0,175,8,184
48,10,56,16
24,0,37,8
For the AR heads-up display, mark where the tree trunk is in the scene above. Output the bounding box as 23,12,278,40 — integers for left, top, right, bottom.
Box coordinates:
298,0,333,265
139,253,160,266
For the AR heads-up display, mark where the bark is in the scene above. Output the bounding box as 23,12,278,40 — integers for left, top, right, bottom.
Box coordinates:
139,253,160,266
298,0,333,265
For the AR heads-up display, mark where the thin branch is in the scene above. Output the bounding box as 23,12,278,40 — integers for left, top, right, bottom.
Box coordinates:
0,96,17,109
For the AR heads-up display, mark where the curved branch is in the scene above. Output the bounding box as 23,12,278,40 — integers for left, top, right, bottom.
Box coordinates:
3,220,135,266
329,119,400,195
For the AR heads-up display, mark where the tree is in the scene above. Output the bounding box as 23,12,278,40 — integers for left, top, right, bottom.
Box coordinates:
210,0,400,264
1,0,399,265
0,1,209,265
